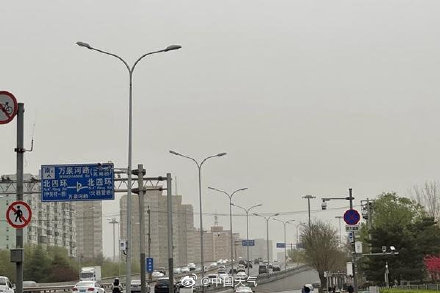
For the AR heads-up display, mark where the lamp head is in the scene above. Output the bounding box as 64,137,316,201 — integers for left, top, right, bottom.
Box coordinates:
164,45,182,52
169,150,180,156
76,41,92,49
217,152,227,157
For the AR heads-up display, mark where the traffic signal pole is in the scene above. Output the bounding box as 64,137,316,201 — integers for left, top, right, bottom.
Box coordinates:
348,188,358,293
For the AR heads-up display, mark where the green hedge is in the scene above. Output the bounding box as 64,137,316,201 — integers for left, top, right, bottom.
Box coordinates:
381,289,439,293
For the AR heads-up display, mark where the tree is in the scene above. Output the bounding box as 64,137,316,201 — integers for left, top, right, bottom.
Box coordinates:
301,220,347,292
361,193,440,284
24,245,51,282
412,181,440,221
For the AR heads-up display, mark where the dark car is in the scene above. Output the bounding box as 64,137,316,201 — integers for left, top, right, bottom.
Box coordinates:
272,264,281,272
131,280,150,293
258,265,268,274
154,278,177,293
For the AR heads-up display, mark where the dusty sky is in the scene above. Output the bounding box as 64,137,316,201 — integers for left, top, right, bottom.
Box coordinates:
1,0,440,259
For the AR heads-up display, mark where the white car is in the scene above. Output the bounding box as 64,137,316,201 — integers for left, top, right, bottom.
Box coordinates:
236,271,247,279
152,271,165,278
0,277,15,293
235,286,253,293
209,262,217,268
72,281,104,293
173,268,182,274
181,267,190,273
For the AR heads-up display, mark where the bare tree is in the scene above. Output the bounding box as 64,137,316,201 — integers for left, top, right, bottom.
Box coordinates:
301,220,347,292
412,181,440,220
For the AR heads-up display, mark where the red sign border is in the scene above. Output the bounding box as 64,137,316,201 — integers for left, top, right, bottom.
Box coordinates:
0,91,18,125
343,208,361,225
6,201,32,229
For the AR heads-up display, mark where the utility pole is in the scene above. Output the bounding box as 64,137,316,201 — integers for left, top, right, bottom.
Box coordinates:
302,195,315,226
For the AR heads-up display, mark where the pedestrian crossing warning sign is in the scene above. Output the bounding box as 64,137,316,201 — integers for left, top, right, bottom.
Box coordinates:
6,201,32,229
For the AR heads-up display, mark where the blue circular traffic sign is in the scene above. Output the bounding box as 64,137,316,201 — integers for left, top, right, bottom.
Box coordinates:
343,209,361,225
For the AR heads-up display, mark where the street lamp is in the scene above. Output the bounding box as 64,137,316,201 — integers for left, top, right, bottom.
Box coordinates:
231,203,262,276
273,218,295,270
107,217,120,262
302,195,315,227
169,150,226,286
208,187,248,275
253,213,280,265
77,41,181,292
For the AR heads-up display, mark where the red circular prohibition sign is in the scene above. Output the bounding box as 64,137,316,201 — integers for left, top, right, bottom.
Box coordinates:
6,201,32,228
0,91,18,124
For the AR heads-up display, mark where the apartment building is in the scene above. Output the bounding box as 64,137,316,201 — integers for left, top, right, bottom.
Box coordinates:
120,187,195,268
0,174,76,256
74,201,103,260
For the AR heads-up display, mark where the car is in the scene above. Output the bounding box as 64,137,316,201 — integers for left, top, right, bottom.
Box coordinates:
72,281,105,293
0,277,15,293
187,263,196,271
130,279,150,293
181,266,190,273
23,281,38,293
173,268,182,274
154,278,177,293
208,262,217,268
236,271,247,280
152,271,165,278
304,284,314,292
272,264,281,272
258,265,268,274
234,286,254,293
237,264,246,272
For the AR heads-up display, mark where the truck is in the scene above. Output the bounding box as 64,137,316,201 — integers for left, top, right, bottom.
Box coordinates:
79,266,102,281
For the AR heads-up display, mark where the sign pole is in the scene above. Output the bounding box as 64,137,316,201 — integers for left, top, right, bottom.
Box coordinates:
15,103,24,293
349,188,358,293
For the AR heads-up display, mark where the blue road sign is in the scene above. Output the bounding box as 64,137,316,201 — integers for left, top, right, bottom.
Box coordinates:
41,163,114,202
343,209,361,225
242,240,255,246
146,257,154,273
276,242,286,248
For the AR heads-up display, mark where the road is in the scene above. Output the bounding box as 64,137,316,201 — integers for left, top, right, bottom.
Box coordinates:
148,265,318,293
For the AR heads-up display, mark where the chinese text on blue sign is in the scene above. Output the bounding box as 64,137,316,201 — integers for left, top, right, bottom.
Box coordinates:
41,163,114,202
146,257,154,273
242,240,255,246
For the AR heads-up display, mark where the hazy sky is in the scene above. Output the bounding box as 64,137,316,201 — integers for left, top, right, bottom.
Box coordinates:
1,1,440,259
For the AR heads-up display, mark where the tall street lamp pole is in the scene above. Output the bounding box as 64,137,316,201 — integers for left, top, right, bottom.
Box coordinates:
77,41,181,292
231,203,262,276
254,213,279,265
302,195,316,227
273,218,295,270
335,216,343,244
107,217,120,262
208,187,248,275
169,150,226,287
